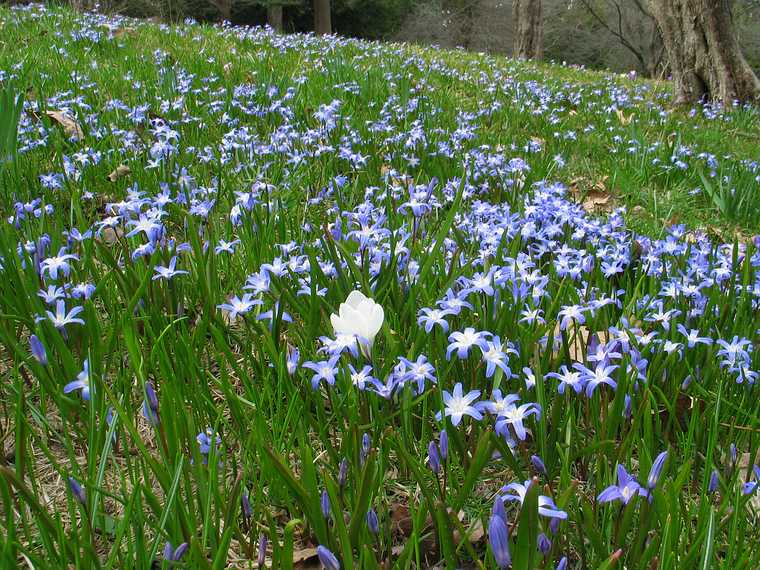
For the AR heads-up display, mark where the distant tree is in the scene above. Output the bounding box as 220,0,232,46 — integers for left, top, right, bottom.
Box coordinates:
267,2,283,30
513,0,543,59
576,0,664,77
649,0,760,103
209,0,232,20
314,0,332,34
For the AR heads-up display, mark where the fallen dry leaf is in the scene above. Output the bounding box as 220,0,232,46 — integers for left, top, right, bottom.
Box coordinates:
45,110,84,140
550,322,611,362
571,176,615,214
293,547,319,569
112,27,137,39
582,190,613,213
97,226,124,246
615,108,634,125
107,164,131,182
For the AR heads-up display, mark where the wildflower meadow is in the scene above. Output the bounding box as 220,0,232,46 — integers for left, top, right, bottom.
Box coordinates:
0,4,758,569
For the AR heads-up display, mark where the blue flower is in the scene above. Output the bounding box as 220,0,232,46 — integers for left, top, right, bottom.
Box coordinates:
437,383,482,426
598,464,648,505
495,401,541,441
45,300,85,331
742,465,760,495
196,428,222,464
446,328,490,360
63,360,92,400
417,307,453,333
152,256,189,281
480,336,513,378
217,294,262,319
501,480,568,520
302,356,340,391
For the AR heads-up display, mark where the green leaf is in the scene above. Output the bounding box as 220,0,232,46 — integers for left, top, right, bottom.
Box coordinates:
698,509,715,570
512,477,539,570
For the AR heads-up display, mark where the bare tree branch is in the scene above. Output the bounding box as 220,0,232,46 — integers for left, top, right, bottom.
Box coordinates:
578,0,648,72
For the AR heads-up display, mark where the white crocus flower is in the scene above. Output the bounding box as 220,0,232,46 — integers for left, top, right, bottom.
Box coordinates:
330,290,384,355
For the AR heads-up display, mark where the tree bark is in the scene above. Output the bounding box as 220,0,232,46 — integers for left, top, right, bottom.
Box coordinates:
267,4,283,32
649,0,760,104
512,0,543,60
314,0,332,35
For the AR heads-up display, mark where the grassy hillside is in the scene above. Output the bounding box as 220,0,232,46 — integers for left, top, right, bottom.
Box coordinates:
0,4,758,569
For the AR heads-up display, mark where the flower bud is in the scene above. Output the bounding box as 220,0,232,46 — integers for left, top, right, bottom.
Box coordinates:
145,381,159,414
287,346,299,376
172,543,188,561
708,470,719,494
338,458,349,487
366,508,379,534
320,488,331,520
531,454,547,477
427,440,440,474
317,545,340,570
647,451,668,489
241,490,253,519
68,476,86,506
538,533,552,555
29,334,48,365
488,514,511,569
492,496,507,525
439,430,449,461
257,534,268,568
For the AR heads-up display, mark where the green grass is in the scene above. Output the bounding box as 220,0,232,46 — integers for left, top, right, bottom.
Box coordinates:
0,4,758,569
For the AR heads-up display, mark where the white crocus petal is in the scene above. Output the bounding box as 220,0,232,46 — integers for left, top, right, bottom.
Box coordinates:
367,305,384,339
330,291,384,354
345,290,368,309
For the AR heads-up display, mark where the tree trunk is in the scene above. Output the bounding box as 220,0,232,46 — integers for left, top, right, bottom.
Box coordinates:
267,4,283,32
649,0,760,104
512,0,543,60
314,0,332,35
211,0,231,21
